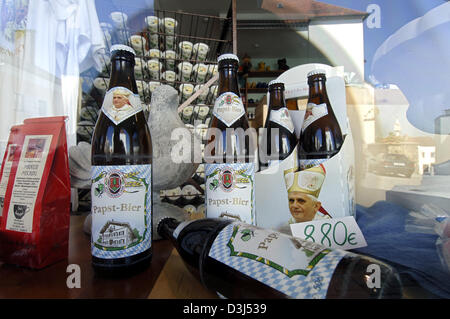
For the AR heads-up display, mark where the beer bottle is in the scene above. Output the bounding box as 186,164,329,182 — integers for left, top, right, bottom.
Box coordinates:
158,217,403,299
260,80,297,170
204,53,256,225
299,69,343,170
91,45,153,276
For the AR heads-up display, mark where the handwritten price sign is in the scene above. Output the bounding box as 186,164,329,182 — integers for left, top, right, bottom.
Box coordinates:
290,216,367,251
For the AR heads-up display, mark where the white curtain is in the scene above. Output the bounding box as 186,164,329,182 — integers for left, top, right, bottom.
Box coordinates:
0,0,105,160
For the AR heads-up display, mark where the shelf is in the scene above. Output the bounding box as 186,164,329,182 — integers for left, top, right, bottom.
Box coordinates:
240,88,267,94
239,70,285,77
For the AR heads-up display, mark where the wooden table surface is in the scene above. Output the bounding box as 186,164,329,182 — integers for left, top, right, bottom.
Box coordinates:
0,215,437,299
0,215,179,298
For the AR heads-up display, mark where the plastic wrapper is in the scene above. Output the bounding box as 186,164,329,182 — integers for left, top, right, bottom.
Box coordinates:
405,203,450,272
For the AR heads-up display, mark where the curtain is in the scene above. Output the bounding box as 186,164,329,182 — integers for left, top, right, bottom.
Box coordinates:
0,0,105,160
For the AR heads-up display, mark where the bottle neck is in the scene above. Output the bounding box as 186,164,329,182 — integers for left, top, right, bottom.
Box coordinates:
157,218,181,243
308,78,328,103
109,56,138,93
268,88,286,110
218,65,240,96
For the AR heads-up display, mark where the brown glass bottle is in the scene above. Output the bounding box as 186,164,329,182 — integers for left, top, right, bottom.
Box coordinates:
260,81,297,170
205,54,252,163
158,217,403,299
204,53,256,225
298,70,343,169
91,45,153,277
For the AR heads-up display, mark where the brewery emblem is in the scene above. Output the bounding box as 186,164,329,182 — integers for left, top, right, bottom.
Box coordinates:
105,171,124,198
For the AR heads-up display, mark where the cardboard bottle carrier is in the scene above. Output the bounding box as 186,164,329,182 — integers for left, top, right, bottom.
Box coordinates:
255,64,356,234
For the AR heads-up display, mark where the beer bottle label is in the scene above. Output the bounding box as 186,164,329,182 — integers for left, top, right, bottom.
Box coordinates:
91,164,152,259
209,222,349,298
205,163,255,225
101,87,143,125
269,107,295,133
212,92,245,127
300,159,327,170
301,103,328,132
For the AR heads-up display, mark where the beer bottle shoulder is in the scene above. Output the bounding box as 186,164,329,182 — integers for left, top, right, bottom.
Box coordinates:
91,111,152,165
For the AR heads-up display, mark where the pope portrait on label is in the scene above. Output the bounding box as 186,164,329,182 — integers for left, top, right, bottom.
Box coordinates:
280,164,331,233
102,87,141,123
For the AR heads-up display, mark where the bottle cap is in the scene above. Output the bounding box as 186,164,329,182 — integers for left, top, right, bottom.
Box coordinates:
217,53,239,63
110,44,136,56
307,69,326,77
268,80,285,87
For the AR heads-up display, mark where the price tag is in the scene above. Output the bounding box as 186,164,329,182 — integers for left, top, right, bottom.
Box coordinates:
290,216,367,251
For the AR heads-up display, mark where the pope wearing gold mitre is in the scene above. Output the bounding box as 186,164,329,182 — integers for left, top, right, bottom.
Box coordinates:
283,164,331,224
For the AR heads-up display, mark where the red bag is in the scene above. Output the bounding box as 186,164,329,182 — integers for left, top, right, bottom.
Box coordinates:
0,116,71,269
0,125,23,225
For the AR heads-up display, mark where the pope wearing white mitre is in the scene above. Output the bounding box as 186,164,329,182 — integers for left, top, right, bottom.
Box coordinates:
108,88,135,122
283,164,331,226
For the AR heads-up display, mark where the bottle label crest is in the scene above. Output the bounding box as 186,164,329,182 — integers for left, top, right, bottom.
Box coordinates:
205,163,255,224
301,103,328,132
212,92,245,127
209,222,348,298
91,164,152,259
101,86,143,125
269,107,295,133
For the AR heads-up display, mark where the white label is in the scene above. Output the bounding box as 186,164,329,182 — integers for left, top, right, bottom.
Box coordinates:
101,86,143,125
209,222,349,298
290,216,367,251
212,92,245,127
205,163,255,225
0,144,17,215
91,164,152,259
6,135,53,233
301,103,328,132
173,219,195,240
299,158,327,171
269,107,295,133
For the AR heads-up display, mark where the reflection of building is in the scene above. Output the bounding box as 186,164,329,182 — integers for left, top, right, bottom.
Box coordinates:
435,109,450,134
99,221,136,248
434,109,450,163
393,119,401,137
418,146,436,175
367,136,435,175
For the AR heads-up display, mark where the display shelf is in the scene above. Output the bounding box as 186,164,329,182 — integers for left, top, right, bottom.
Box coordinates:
239,70,285,112
240,88,267,94
78,7,233,143
239,70,285,78
76,6,234,215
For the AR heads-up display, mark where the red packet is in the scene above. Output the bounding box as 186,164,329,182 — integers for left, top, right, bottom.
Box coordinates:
0,116,71,269
0,125,23,225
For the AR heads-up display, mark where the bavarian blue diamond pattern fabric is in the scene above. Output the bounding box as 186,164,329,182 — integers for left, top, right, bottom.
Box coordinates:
209,223,347,298
91,164,152,259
